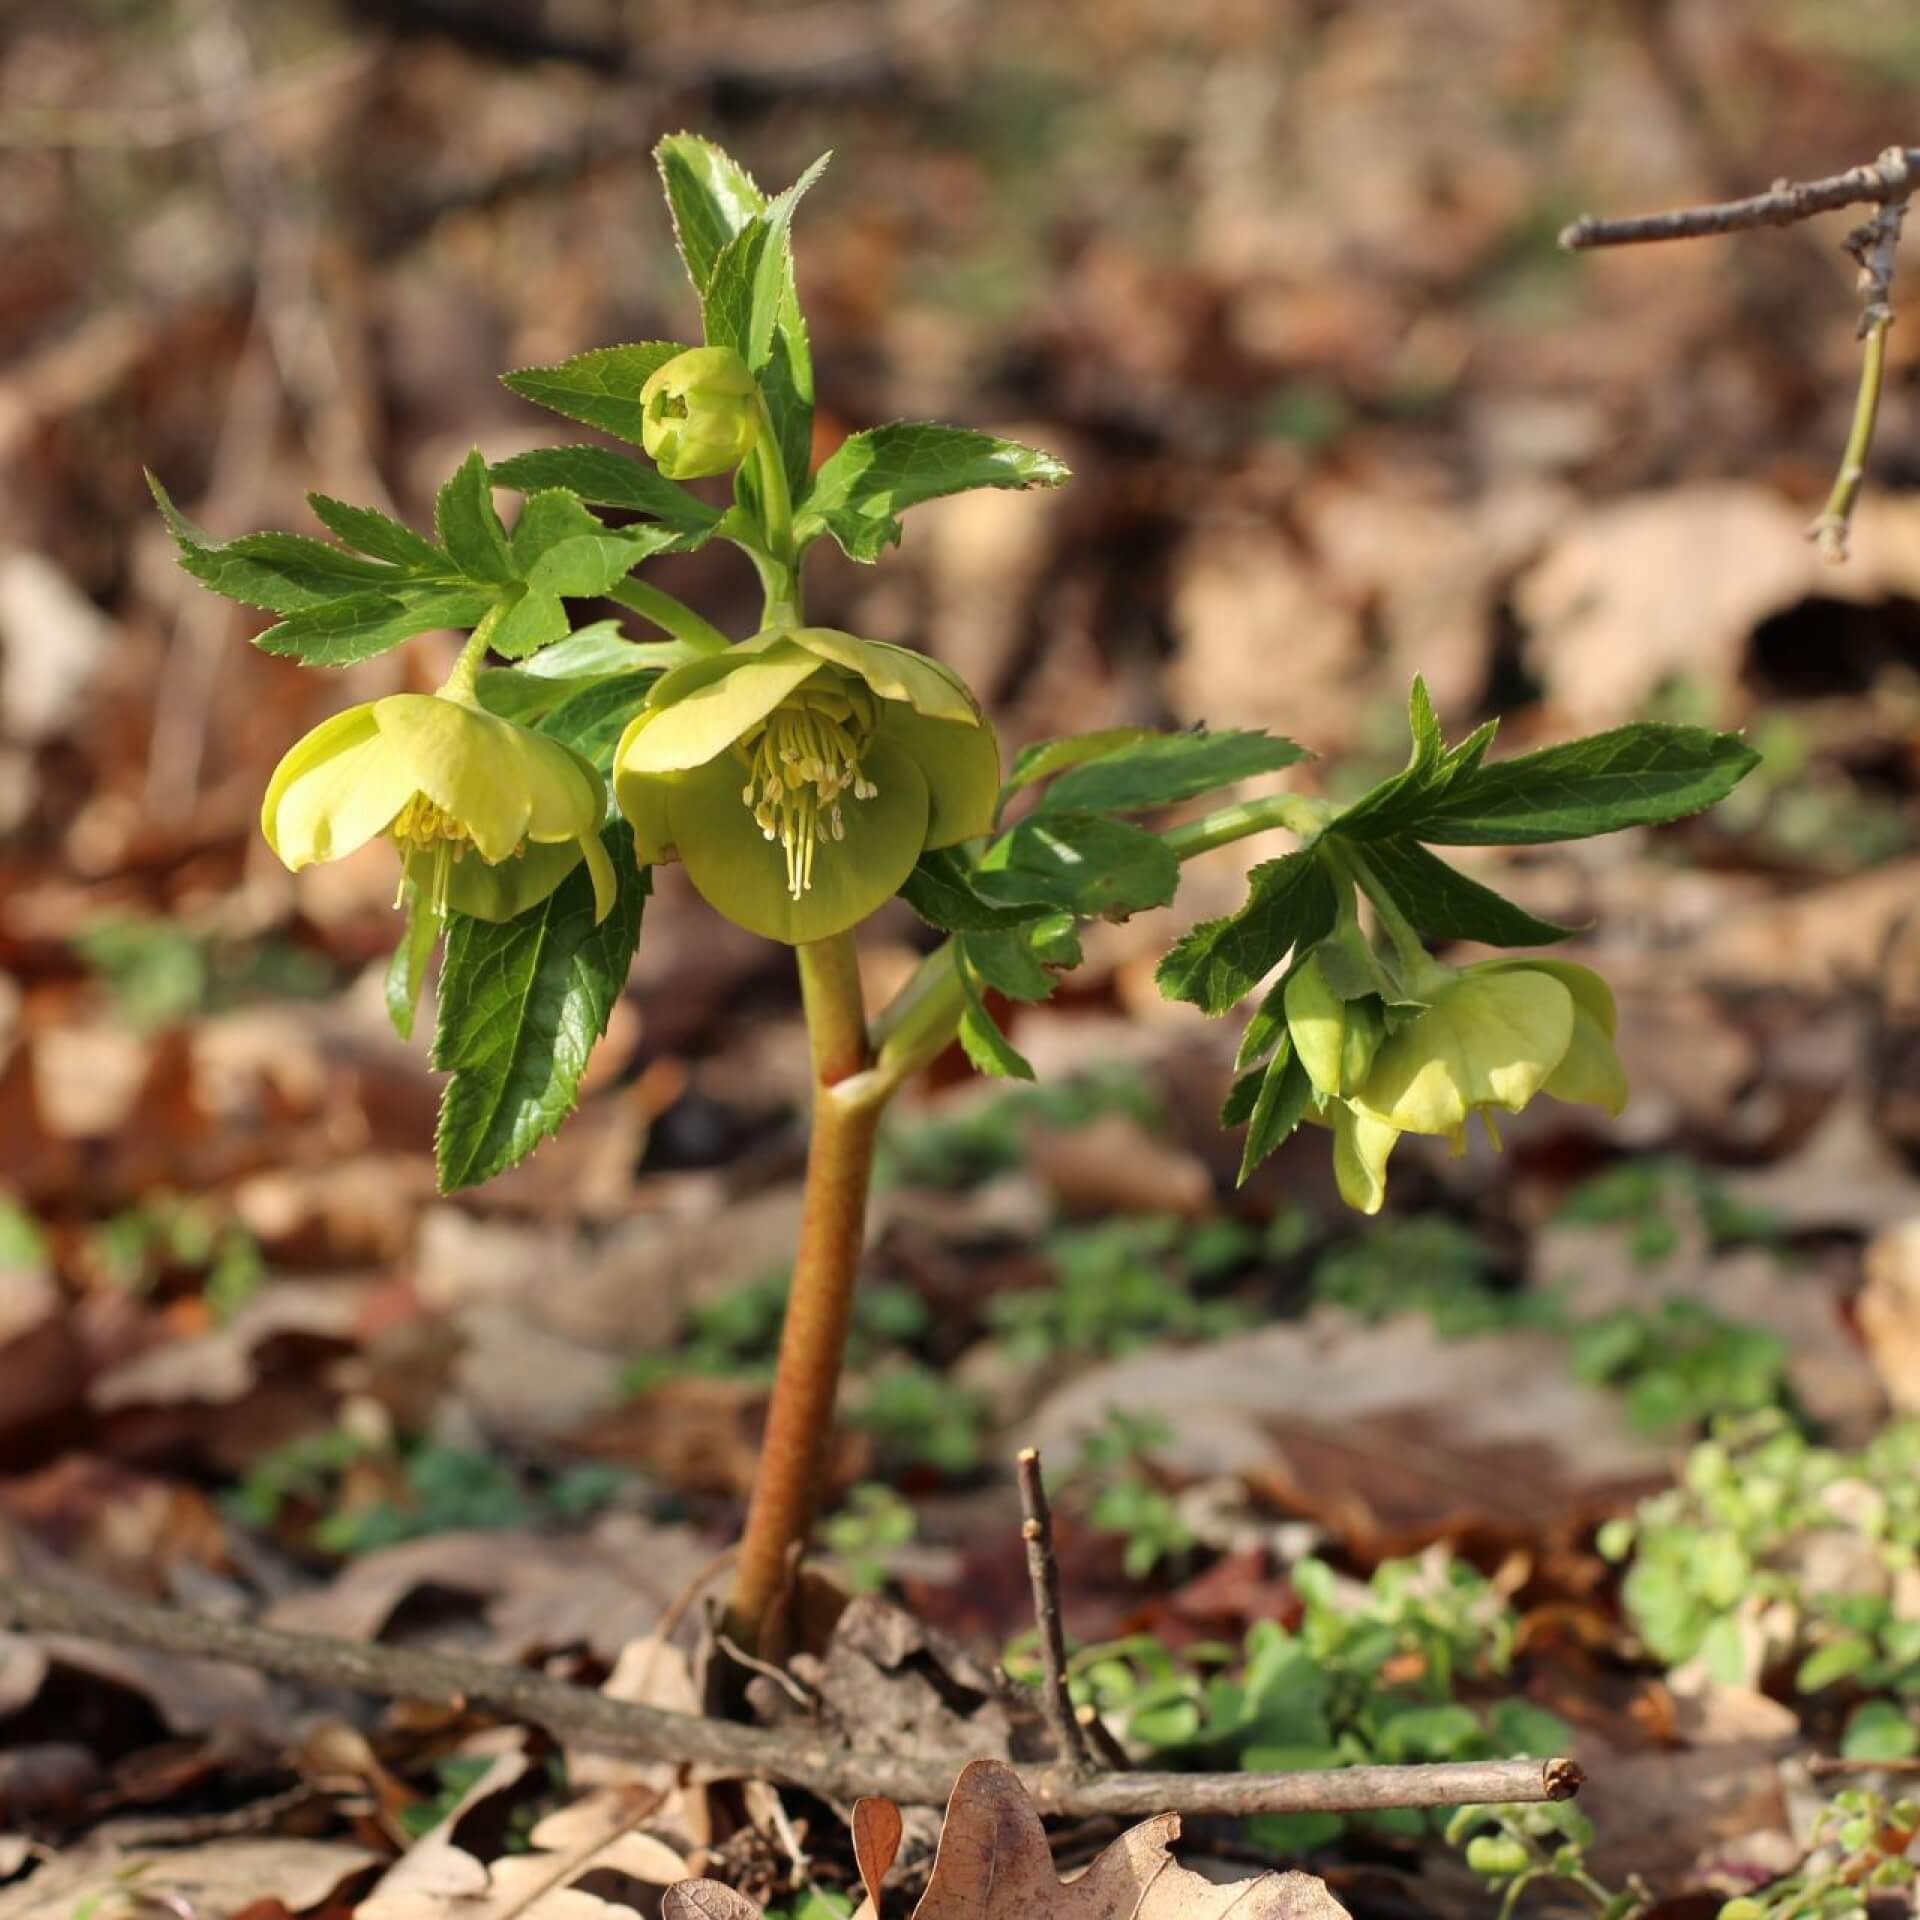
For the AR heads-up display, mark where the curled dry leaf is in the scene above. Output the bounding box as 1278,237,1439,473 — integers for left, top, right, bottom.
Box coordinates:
662,1762,1349,1920
852,1795,905,1915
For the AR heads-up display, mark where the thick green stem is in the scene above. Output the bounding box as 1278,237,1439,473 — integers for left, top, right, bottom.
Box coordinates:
726,932,880,1655
751,393,796,572
609,578,731,655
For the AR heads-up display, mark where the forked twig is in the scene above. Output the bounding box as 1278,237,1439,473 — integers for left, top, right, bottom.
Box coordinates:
1562,145,1915,563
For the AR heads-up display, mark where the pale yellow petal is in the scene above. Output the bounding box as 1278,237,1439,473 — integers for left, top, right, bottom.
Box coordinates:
879,704,999,846
785,628,980,725
265,705,415,868
1332,1103,1398,1215
619,645,822,773
373,694,531,862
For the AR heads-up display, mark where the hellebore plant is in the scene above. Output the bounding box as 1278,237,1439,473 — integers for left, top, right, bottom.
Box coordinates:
158,135,1759,1658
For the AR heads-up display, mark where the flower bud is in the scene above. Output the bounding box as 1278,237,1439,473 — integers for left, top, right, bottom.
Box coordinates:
1284,948,1385,1098
640,346,761,479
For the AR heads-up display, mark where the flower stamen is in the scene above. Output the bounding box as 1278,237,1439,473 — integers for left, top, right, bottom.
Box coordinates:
738,687,878,899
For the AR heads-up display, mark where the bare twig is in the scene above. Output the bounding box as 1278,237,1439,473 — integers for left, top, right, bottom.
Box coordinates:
1016,1448,1092,1775
1559,147,1920,250
1809,175,1910,562
1563,145,1914,565
1807,1754,1920,1780
0,1572,1579,1818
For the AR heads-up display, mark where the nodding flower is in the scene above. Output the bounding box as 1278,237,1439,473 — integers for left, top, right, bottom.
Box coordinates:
612,626,999,944
639,346,761,480
261,690,614,925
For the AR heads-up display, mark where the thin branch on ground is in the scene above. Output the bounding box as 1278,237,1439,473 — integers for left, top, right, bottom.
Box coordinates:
1807,1754,1920,1779
1015,1447,1093,1775
0,1572,1581,1818
1559,147,1920,250
1562,145,1913,564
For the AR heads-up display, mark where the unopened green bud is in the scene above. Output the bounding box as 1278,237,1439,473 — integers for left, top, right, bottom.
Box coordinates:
640,346,761,478
1284,949,1384,1098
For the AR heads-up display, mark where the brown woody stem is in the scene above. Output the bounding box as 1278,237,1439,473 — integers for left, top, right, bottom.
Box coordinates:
726,931,883,1656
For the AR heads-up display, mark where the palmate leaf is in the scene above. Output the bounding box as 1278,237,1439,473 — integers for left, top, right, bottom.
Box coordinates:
797,423,1070,563
499,343,691,448
1157,849,1340,1016
488,445,721,539
972,812,1178,921
432,824,646,1192
1034,728,1308,818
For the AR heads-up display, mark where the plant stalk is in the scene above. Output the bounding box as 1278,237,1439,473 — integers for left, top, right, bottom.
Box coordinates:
726,933,882,1656
609,577,732,655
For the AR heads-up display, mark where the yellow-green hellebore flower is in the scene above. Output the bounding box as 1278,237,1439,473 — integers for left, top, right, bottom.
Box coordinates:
261,693,615,925
1347,956,1628,1141
612,626,998,944
640,346,760,480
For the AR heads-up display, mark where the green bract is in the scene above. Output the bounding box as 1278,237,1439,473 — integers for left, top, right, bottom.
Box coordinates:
612,627,998,944
1308,955,1627,1214
262,692,615,925
639,345,760,479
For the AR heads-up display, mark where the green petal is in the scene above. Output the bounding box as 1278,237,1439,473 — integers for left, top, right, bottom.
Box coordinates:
1285,951,1349,1099
373,694,531,862
879,704,999,847
785,629,980,725
517,729,606,843
1543,1005,1629,1116
411,840,584,923
1354,969,1574,1135
611,739,679,863
1481,956,1617,1037
620,643,822,774
265,704,415,868
1332,1103,1398,1215
669,735,931,943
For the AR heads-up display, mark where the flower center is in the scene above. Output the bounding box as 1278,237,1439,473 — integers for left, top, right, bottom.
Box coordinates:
389,792,482,916
737,683,878,900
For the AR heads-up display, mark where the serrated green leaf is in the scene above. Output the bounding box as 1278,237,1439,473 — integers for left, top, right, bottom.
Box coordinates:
1235,967,1294,1070
254,586,497,667
655,133,765,295
432,825,645,1192
307,492,446,570
435,450,515,585
1003,729,1154,800
536,671,657,775
1352,837,1577,947
385,887,439,1041
702,155,827,498
898,848,1051,933
1037,729,1308,818
489,446,722,538
962,928,1058,1002
1157,848,1340,1015
487,585,570,662
954,956,1034,1081
1221,1065,1265,1128
1239,1042,1312,1185
150,474,440,613
1333,675,1468,841
507,489,608,571
796,423,1070,563
974,812,1178,920
523,622,693,680
500,343,691,448
1394,723,1764,844
524,526,682,599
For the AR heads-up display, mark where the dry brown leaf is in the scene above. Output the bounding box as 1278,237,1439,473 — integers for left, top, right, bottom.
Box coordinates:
664,1763,1346,1920
0,1836,376,1920
852,1797,904,1916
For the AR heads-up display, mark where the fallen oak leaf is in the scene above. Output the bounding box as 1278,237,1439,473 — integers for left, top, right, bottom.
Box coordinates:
662,1761,1351,1920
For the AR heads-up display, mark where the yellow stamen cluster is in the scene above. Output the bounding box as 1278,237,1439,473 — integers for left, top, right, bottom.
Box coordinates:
737,683,878,899
389,792,479,915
